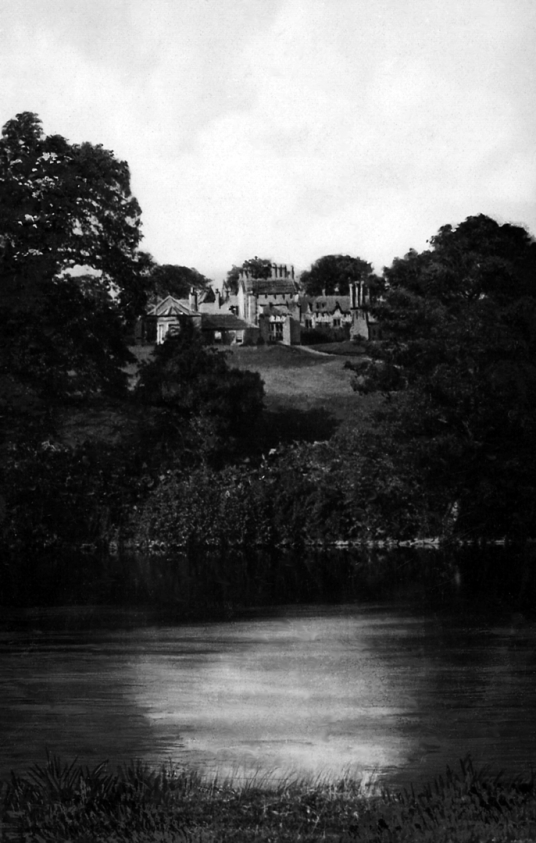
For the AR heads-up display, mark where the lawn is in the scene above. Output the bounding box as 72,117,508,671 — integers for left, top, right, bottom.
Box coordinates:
227,344,380,436
124,342,380,445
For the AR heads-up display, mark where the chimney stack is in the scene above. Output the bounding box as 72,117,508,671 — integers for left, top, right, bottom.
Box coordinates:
189,287,198,312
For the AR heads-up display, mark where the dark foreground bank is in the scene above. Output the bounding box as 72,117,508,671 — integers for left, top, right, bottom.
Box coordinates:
1,755,535,842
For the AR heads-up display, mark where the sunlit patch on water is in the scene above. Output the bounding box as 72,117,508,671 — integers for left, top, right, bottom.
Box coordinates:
130,611,434,783
2,602,536,787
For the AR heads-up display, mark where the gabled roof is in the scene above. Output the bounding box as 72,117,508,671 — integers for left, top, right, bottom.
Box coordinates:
148,295,192,317
199,287,215,304
310,295,351,313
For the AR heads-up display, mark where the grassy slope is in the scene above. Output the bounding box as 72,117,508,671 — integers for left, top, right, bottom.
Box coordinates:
129,341,374,423
57,343,378,448
228,344,380,429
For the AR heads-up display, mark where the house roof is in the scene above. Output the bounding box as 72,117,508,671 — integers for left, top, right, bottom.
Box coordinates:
200,313,250,331
148,295,192,317
199,287,215,304
199,300,235,316
242,278,298,296
300,295,351,314
260,302,299,317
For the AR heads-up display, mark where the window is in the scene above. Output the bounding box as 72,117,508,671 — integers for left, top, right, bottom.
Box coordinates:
333,318,341,328
270,322,283,342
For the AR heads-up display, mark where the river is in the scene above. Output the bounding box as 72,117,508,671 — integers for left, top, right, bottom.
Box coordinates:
1,547,536,788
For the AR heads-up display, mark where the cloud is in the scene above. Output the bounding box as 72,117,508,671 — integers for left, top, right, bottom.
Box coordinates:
1,0,535,276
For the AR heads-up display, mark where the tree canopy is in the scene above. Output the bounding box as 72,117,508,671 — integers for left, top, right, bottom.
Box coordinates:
149,264,211,301
300,254,374,296
136,320,265,464
353,215,536,538
0,112,148,408
226,257,273,294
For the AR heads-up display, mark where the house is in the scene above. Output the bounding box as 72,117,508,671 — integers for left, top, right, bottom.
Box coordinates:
299,294,353,335
140,295,198,344
135,266,381,347
349,279,382,340
137,287,248,345
298,281,381,341
236,263,302,345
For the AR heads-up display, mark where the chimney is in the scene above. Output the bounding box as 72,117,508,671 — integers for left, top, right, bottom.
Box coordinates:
189,287,198,312
215,288,221,309
349,281,356,309
248,291,257,323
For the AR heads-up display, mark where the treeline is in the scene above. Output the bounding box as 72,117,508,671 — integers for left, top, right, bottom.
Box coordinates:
0,426,439,554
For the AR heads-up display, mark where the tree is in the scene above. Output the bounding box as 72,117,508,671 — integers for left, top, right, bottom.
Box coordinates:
0,112,148,407
353,215,536,538
136,319,265,464
242,256,273,279
226,257,273,294
149,264,210,301
300,254,374,296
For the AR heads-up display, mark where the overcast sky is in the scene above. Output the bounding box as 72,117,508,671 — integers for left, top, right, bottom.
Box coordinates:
1,0,535,279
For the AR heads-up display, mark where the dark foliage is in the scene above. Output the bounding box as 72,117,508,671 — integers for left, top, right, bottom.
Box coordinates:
0,436,149,554
300,254,376,296
149,263,210,301
226,256,273,293
241,256,273,279
353,215,536,539
135,320,265,465
301,325,351,344
0,112,147,413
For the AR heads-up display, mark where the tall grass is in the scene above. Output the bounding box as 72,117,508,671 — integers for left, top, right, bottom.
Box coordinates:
2,754,536,842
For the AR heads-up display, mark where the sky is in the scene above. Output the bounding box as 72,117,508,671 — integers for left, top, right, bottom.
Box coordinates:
1,0,535,281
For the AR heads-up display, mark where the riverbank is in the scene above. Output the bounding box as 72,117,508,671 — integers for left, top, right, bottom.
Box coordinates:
2,755,535,842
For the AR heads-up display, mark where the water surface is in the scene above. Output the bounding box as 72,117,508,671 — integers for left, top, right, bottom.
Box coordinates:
2,598,536,786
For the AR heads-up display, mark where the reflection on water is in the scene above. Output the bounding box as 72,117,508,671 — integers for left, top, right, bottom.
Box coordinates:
133,611,418,782
1,598,536,786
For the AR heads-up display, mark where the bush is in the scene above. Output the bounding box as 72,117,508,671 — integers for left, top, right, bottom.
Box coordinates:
135,321,264,465
0,437,148,552
301,326,350,345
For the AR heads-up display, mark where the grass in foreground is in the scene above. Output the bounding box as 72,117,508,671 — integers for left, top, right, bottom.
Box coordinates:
2,755,536,842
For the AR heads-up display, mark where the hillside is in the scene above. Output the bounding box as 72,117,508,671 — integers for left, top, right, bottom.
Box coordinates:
227,344,380,443
57,343,378,449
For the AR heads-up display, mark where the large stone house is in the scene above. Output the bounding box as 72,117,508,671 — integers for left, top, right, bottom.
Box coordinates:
236,263,301,345
136,265,381,346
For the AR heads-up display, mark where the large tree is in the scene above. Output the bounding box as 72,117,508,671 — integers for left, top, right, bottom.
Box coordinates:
149,264,210,301
353,215,536,538
136,319,265,464
300,254,374,296
0,112,149,407
226,256,273,294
